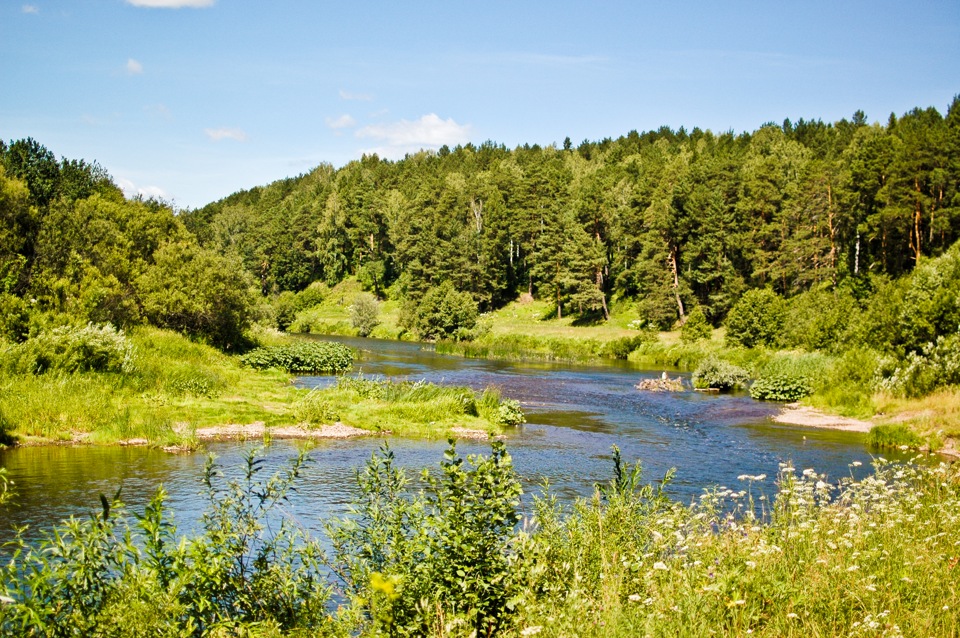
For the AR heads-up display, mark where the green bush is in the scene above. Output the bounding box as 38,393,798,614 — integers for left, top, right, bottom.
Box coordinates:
399,282,477,341
0,447,330,635
692,355,750,391
724,289,786,349
272,290,298,331
350,292,380,337
239,340,353,374
327,441,523,636
750,354,828,402
782,287,859,352
1,323,135,375
680,306,712,343
294,281,330,311
599,335,650,359
866,423,924,449
876,333,960,397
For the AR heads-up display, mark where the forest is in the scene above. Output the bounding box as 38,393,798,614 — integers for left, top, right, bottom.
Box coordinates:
2,100,960,637
2,98,960,421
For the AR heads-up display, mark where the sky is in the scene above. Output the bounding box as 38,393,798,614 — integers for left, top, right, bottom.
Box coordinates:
2,1,959,209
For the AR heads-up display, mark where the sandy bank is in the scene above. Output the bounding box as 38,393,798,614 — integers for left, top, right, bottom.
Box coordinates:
772,403,874,432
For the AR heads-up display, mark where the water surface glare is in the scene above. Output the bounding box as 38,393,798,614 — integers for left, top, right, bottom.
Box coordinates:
1,336,913,546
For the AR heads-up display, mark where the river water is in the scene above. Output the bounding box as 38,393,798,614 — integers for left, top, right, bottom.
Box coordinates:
0,337,908,546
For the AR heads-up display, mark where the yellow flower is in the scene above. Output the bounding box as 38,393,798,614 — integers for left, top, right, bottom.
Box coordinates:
369,571,401,600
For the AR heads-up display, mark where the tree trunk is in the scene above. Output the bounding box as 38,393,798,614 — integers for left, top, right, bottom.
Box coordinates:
670,245,686,324
596,268,610,321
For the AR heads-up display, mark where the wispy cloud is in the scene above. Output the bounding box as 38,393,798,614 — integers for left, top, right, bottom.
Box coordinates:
339,89,374,101
125,58,144,75
126,0,215,7
144,103,172,119
22,5,39,14
325,114,356,130
356,113,471,159
204,127,247,142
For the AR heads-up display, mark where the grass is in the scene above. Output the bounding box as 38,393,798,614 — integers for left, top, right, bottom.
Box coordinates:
0,327,306,447
0,326,525,447
288,277,404,339
305,376,521,437
3,443,957,636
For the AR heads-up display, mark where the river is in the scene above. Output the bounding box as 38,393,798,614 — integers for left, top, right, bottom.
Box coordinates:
0,336,908,546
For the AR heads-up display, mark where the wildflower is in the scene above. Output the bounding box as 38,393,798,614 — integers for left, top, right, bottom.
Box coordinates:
745,561,757,569
0,595,13,605
521,627,542,636
653,561,669,571
628,594,642,602
803,468,816,477
786,612,798,619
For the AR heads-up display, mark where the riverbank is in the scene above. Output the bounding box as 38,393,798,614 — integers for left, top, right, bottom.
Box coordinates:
0,328,516,450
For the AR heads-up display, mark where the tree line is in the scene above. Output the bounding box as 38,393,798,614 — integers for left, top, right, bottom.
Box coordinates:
2,97,959,351
184,98,960,328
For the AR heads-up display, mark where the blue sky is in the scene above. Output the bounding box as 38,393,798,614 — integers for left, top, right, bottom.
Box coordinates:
2,0,958,209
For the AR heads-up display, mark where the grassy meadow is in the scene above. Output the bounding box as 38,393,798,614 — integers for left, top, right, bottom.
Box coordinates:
0,326,518,448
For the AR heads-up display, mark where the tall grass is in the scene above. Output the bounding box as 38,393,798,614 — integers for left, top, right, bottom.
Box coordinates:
314,376,524,437
2,447,956,636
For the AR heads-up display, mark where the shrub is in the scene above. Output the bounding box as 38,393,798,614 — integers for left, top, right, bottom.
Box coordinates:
0,448,331,635
599,335,649,359
876,333,960,397
350,293,380,337
0,293,30,343
327,441,523,636
2,323,135,375
239,340,353,374
294,281,329,311
273,290,298,331
692,355,750,391
399,282,477,341
680,306,712,343
782,287,859,352
750,354,828,402
866,423,924,449
724,289,786,348
136,242,257,351
294,389,339,426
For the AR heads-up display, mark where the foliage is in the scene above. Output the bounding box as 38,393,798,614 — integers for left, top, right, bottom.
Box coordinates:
399,282,478,341
239,340,354,374
876,333,960,397
328,441,523,636
598,335,650,359
0,447,332,636
680,306,712,343
781,287,859,352
1,322,135,375
866,423,924,449
750,353,828,401
692,355,751,390
350,292,380,337
724,289,787,348
3,446,960,636
137,242,257,351
316,376,524,437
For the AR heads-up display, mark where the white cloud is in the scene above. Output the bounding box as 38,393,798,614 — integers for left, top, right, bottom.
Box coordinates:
204,127,248,142
22,5,39,14
126,0,215,8
356,114,471,158
325,114,356,130
126,58,144,75
117,178,169,201
339,89,374,101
